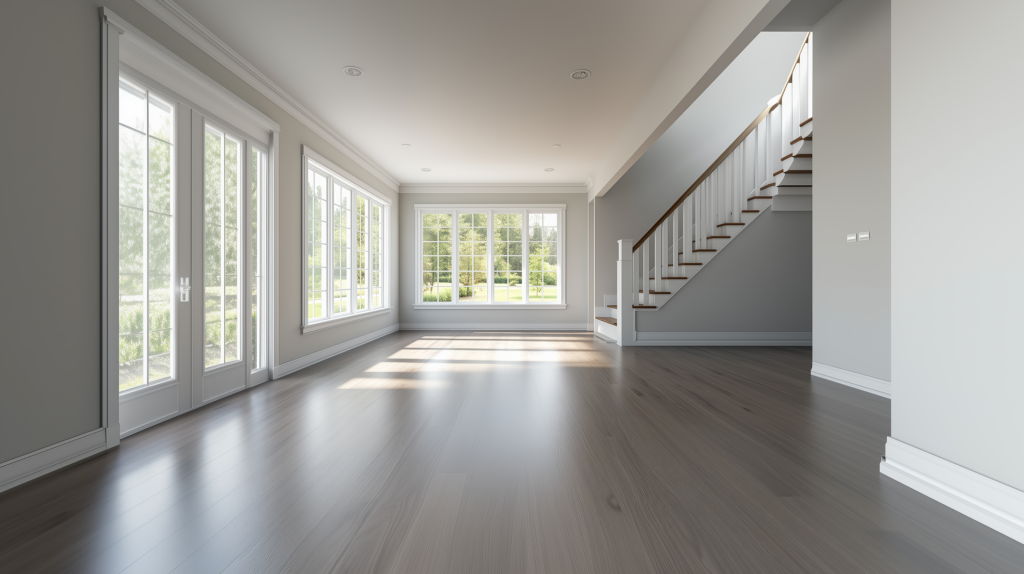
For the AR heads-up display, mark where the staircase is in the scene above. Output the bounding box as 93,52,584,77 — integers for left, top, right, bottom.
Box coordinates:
596,33,814,345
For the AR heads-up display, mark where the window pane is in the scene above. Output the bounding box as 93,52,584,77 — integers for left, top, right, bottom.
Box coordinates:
457,213,487,303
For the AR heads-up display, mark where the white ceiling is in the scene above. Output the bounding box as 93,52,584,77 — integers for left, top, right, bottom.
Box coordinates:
173,0,711,186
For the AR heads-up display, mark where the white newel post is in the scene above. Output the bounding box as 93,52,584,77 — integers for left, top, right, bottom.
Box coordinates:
617,239,635,346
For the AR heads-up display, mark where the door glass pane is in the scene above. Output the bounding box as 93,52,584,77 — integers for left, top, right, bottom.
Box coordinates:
457,213,488,302
118,77,174,392
204,125,243,368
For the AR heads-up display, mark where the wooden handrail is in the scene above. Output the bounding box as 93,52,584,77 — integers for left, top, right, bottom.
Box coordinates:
632,32,811,252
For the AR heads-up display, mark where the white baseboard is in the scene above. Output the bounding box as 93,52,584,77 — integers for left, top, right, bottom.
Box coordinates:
880,437,1024,545
811,361,890,397
273,323,400,379
635,331,812,346
399,323,588,331
0,428,110,494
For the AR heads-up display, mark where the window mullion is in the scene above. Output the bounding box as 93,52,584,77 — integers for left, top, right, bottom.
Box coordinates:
521,210,528,304
327,176,334,319
142,90,150,385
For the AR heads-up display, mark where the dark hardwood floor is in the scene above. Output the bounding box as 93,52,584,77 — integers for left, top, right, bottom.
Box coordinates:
1,331,1022,573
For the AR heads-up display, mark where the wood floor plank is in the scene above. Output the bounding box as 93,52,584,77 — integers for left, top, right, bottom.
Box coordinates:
1,332,1022,574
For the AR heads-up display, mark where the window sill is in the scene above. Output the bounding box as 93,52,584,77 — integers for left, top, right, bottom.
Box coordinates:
413,303,566,310
302,307,392,334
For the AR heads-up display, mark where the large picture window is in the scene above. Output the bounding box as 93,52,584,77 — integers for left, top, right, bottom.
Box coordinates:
302,147,389,332
415,205,565,308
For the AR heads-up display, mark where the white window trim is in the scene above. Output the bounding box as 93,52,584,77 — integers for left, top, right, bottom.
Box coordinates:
413,204,567,310
301,146,391,333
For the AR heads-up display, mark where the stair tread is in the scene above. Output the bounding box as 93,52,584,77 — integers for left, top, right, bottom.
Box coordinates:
774,169,784,176
707,236,731,239
742,210,760,213
718,222,746,227
651,277,688,280
607,305,617,309
760,182,776,190
639,291,670,294
595,316,617,326
633,305,656,309
747,196,772,201
679,262,703,265
783,170,813,174
800,116,813,126
791,136,812,144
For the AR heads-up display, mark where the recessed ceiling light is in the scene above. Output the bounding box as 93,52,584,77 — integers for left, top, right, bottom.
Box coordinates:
570,69,590,80
552,144,562,148
343,66,363,77
544,168,555,172
401,143,412,147
421,168,432,172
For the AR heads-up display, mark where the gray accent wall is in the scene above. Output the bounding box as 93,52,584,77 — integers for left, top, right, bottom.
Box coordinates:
811,0,891,381
0,0,398,463
398,188,589,329
636,208,811,333
892,0,1024,491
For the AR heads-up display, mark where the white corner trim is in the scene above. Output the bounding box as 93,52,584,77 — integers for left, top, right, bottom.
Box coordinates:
811,361,891,398
273,324,400,379
134,0,399,191
635,331,812,346
302,308,393,334
0,429,109,494
400,323,588,331
400,184,589,193
880,437,1024,545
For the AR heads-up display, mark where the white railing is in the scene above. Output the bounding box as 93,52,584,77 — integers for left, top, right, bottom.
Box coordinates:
616,33,813,343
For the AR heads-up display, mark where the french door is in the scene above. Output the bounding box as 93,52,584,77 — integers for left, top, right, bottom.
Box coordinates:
116,71,268,435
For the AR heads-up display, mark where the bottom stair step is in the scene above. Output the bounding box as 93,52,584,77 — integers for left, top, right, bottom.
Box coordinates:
595,316,617,326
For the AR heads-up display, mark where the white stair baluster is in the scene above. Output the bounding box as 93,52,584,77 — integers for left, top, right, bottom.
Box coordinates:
672,208,679,278
642,239,649,306
654,224,661,295
807,34,814,120
683,195,692,268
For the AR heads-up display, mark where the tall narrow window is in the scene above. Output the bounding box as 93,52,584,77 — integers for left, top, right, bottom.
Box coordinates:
118,77,174,392
493,213,523,302
528,213,559,302
204,125,243,367
458,213,488,303
302,149,389,331
421,213,453,302
307,169,328,321
250,147,266,370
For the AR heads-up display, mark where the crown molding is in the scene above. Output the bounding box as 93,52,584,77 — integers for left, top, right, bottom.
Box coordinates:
135,0,400,192
399,183,589,193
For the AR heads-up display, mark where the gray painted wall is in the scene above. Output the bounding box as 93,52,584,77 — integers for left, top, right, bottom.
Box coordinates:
636,208,811,333
595,32,806,304
0,0,398,463
812,0,891,381
892,0,1024,491
398,188,589,329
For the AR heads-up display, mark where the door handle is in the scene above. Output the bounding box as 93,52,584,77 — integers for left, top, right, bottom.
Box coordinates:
180,277,191,302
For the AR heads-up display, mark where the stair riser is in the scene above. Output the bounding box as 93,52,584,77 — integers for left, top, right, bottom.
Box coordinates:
747,197,772,211
782,157,812,171
776,172,812,187
775,186,812,196
708,237,731,250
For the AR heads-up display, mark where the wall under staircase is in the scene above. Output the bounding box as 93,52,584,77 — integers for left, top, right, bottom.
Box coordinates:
632,206,810,344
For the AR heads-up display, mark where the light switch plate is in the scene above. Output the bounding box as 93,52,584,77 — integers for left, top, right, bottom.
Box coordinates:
858,231,870,241
847,234,857,242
